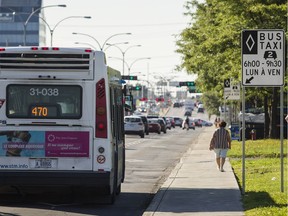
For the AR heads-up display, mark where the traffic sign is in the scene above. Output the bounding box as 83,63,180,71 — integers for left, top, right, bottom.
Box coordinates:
241,29,284,86
224,78,240,100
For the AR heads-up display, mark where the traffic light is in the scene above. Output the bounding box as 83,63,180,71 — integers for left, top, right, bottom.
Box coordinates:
179,81,195,86
135,86,141,90
130,86,141,90
121,75,137,80
187,81,195,86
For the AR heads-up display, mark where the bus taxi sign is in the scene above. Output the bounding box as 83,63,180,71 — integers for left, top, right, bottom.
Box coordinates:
241,29,285,87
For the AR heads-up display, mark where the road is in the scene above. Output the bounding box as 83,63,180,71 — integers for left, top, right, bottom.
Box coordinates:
0,106,212,216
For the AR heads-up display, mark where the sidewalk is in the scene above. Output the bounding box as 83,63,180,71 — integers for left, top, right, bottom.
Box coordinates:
143,126,244,216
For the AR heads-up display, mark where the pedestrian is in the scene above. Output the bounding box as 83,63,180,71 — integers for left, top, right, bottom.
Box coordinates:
183,116,189,130
214,117,220,128
209,121,231,172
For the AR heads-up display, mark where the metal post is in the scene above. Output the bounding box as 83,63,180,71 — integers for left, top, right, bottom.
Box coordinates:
241,86,246,194
280,86,284,192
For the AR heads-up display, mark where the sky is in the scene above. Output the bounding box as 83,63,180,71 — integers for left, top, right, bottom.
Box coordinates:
42,0,197,84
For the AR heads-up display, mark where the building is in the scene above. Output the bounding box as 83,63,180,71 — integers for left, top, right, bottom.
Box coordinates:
0,0,45,46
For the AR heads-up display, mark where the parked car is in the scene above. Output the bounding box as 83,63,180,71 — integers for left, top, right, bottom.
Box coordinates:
138,115,149,135
191,118,203,127
124,116,145,138
173,117,183,127
201,120,213,127
148,118,161,134
157,118,167,133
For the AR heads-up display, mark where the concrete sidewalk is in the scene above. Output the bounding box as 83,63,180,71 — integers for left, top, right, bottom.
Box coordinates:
143,126,244,216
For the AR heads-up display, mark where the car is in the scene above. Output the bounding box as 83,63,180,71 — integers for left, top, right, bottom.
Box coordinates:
157,118,167,133
173,117,183,127
184,111,192,116
124,116,145,138
191,118,203,127
161,116,171,130
138,115,149,135
197,107,204,113
138,106,147,113
182,117,195,130
173,102,180,108
166,117,175,128
148,118,161,134
201,120,213,127
165,118,172,130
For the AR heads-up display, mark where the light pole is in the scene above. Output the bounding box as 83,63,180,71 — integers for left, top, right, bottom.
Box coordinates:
24,4,66,46
48,16,91,46
106,43,141,75
74,42,97,50
72,32,132,51
104,42,129,51
109,56,151,77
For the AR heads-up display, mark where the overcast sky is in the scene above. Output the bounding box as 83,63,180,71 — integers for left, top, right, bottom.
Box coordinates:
42,0,196,82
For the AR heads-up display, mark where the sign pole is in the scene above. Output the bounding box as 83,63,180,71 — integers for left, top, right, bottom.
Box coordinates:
280,86,284,192
241,86,246,195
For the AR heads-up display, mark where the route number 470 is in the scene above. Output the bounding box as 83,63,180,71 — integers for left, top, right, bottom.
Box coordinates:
31,106,48,117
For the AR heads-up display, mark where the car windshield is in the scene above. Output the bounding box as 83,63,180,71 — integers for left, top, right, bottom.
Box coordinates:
149,119,158,123
125,117,141,123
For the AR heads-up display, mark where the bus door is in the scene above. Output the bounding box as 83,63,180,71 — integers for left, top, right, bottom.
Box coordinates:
110,85,125,182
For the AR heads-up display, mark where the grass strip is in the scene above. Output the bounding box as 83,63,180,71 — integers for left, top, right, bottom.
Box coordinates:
228,139,288,216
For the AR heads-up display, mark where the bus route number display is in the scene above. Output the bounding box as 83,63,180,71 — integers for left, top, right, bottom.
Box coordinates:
30,105,58,118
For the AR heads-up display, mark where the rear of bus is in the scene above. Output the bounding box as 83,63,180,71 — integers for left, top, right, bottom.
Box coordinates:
0,47,125,199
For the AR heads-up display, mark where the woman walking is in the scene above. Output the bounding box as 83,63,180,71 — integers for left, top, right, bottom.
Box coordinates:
209,121,231,172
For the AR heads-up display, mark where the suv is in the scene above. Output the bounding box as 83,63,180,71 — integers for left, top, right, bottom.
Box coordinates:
139,115,149,135
124,116,145,138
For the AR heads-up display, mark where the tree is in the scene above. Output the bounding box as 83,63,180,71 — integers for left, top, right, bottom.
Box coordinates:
177,0,287,138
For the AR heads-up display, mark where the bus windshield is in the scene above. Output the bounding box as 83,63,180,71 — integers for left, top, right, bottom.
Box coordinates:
6,84,82,119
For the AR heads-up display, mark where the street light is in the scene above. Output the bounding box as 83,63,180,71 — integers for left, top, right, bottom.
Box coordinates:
72,32,131,50
47,16,91,46
106,43,141,75
109,56,151,76
23,4,66,46
74,42,97,50
104,42,129,51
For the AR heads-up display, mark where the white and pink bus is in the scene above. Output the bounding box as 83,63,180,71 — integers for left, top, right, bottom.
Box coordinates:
0,47,125,203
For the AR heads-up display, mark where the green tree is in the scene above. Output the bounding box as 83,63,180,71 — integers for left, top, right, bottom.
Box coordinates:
177,0,287,138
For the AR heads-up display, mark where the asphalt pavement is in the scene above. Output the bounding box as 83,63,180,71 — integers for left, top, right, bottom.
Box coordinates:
143,125,244,216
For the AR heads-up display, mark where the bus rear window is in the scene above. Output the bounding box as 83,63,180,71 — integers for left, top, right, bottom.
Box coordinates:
6,85,82,119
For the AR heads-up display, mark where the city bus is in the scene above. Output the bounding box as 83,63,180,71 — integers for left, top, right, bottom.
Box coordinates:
0,46,125,203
